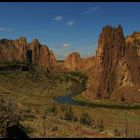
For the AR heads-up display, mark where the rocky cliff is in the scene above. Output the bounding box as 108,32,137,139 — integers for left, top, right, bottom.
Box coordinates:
38,46,56,69
84,25,140,101
0,37,27,62
0,37,56,69
126,32,140,56
62,52,95,72
63,52,81,71
0,26,140,102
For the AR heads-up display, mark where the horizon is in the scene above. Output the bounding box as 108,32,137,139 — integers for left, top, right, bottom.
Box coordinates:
0,2,140,59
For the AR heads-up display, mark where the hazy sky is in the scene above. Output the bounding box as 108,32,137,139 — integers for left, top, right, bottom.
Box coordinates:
0,2,140,59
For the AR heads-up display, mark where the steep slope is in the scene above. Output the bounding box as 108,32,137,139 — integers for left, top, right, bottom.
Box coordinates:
84,25,140,101
126,32,140,56
38,46,56,69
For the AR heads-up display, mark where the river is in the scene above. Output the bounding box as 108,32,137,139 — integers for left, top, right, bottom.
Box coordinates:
53,82,140,110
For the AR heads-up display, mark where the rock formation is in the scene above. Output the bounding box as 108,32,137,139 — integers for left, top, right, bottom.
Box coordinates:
62,52,95,72
28,39,41,65
38,46,56,69
84,25,140,100
126,32,140,56
0,37,27,62
0,37,56,69
0,25,140,102
63,52,81,71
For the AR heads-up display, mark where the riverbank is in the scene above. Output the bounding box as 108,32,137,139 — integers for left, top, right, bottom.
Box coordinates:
72,93,140,110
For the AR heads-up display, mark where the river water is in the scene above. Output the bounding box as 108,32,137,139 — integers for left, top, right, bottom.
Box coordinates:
53,92,83,106
53,82,140,110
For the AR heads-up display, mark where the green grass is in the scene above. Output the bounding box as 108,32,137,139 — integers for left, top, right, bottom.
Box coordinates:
73,93,140,110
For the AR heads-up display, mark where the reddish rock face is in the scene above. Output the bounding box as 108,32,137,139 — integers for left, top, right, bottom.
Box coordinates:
63,52,81,71
94,25,126,98
28,39,41,64
125,32,140,56
0,37,27,62
49,50,57,66
62,52,95,72
0,37,56,69
84,25,140,100
38,46,56,69
77,56,95,72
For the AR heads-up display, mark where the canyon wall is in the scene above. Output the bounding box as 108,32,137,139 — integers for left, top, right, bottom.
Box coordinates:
0,25,140,101
0,37,56,69
62,52,95,72
84,25,140,101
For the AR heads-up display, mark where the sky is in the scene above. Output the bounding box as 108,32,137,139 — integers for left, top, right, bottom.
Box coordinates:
0,2,140,60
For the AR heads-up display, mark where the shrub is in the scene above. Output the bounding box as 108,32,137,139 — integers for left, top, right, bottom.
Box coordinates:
114,128,121,136
51,126,58,132
80,112,93,126
47,103,57,114
64,106,77,122
60,103,68,112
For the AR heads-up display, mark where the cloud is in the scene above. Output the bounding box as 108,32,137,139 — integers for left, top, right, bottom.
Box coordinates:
53,43,70,49
53,47,71,60
54,16,63,21
62,43,70,49
67,20,75,26
0,27,12,32
87,52,95,57
52,43,72,60
84,6,100,14
76,43,97,58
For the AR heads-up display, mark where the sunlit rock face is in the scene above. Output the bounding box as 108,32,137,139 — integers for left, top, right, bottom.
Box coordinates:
84,25,140,100
38,46,57,69
62,52,95,72
0,37,56,69
125,32,140,56
63,52,81,71
0,37,27,62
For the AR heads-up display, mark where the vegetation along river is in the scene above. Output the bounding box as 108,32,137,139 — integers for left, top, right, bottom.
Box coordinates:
53,81,140,110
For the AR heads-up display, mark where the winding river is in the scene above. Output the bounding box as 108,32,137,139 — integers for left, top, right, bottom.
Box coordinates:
53,91,83,106
53,82,140,110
